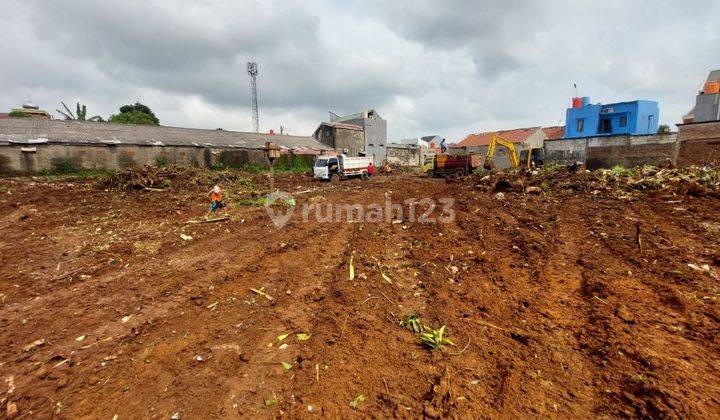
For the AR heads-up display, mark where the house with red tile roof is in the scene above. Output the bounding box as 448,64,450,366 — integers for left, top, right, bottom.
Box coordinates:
458,127,542,148
455,126,566,168
456,127,548,168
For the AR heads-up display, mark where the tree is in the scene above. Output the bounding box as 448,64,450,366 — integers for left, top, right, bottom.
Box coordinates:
76,103,87,121
8,110,31,118
56,101,104,122
657,124,671,134
109,102,160,125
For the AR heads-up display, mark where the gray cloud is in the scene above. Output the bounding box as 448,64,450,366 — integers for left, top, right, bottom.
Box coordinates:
1,0,718,140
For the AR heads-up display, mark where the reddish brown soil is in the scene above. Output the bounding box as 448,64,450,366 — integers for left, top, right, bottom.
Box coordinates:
0,172,719,418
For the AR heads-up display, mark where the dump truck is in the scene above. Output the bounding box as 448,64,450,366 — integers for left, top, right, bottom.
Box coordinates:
313,154,373,181
431,154,482,177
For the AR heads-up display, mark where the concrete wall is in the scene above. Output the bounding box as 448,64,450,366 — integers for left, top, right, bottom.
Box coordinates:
676,121,720,166
693,94,720,123
0,143,280,174
314,125,364,157
544,138,588,164
386,145,420,166
363,118,387,166
336,128,364,157
585,133,676,169
314,125,335,149
545,133,677,169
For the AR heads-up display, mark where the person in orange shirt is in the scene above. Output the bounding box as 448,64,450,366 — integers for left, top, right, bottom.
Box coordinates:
206,185,226,218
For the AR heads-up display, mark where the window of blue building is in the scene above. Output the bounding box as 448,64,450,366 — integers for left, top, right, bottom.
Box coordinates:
599,118,611,134
576,118,584,132
619,115,627,127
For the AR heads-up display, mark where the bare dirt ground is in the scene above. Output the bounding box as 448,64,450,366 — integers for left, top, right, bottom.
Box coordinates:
0,167,719,418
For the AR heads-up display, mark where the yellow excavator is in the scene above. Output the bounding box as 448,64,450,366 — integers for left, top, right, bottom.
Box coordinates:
483,134,533,170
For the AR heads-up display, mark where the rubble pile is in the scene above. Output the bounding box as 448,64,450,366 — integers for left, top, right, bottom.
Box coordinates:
473,164,720,198
595,165,720,197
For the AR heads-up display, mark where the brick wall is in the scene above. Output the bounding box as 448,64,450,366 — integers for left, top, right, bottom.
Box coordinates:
676,121,720,166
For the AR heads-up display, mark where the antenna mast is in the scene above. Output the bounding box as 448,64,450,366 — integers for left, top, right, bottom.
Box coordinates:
247,62,259,133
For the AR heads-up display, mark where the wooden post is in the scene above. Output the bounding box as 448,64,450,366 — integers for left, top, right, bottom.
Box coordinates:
265,141,280,193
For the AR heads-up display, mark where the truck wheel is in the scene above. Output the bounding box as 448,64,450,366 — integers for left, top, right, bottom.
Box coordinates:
426,170,433,177
330,173,340,182
456,169,466,178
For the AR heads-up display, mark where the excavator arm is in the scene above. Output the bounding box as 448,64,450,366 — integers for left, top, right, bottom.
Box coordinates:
484,134,521,170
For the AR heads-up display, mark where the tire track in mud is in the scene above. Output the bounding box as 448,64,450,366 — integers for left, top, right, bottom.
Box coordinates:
0,177,376,418
62,216,354,417
570,197,720,417
1,222,273,416
276,179,444,417
283,182,570,417
426,194,600,417
1,194,349,418
486,198,600,417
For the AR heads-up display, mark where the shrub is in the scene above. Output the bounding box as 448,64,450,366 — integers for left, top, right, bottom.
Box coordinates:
240,164,265,173
155,156,170,167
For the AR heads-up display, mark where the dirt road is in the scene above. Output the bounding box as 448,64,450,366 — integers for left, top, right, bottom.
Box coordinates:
0,171,718,418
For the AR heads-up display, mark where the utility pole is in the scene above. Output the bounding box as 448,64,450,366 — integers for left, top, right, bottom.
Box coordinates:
247,62,259,133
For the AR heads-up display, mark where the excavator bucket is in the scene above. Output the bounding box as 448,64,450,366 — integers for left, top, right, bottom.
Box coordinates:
483,159,495,171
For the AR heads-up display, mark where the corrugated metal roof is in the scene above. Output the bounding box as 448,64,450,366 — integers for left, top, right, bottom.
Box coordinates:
0,119,330,150
458,127,541,147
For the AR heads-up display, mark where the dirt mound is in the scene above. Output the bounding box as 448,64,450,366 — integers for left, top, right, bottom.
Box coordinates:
99,165,248,191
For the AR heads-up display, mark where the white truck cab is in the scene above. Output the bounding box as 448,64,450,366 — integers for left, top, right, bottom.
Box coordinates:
313,156,337,180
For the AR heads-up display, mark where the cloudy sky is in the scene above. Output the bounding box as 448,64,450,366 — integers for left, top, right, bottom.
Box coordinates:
1,0,718,141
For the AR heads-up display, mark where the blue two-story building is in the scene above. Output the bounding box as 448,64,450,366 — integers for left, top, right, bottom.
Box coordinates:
564,97,659,139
